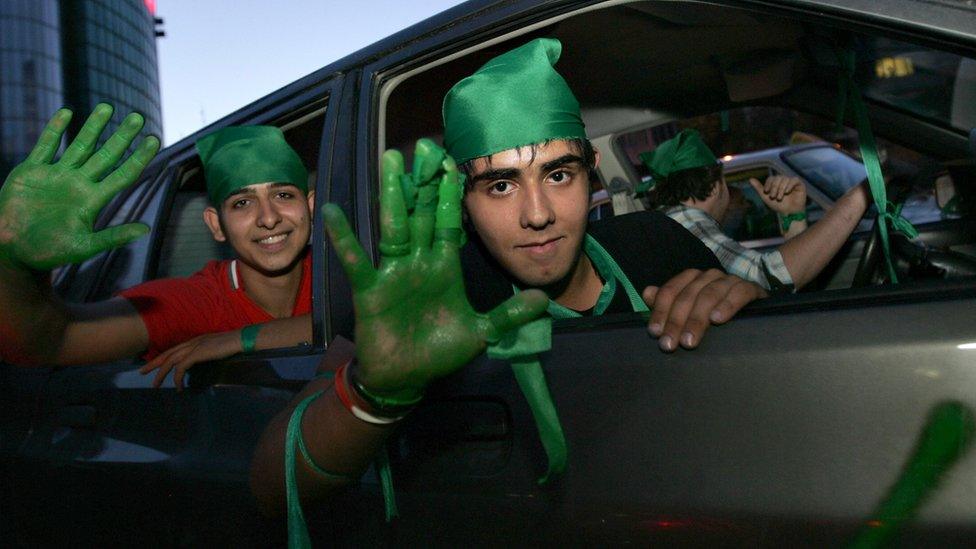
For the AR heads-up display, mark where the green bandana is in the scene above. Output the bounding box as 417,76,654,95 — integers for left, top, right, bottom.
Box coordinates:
195,125,308,206
442,38,587,165
644,129,718,180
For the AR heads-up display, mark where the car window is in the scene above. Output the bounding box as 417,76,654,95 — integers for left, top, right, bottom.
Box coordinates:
781,146,867,201
616,104,962,229
381,5,976,296
722,166,824,242
860,36,976,132
70,104,329,363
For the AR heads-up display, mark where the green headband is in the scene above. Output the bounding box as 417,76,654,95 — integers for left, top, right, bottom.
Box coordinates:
195,125,308,206
643,129,718,180
442,38,587,165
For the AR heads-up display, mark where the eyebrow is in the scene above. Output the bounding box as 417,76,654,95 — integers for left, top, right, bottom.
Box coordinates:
469,154,586,185
224,182,301,199
469,167,520,185
540,154,585,173
224,188,253,200
267,182,301,190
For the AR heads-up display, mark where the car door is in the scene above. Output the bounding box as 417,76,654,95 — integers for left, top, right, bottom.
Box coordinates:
3,75,346,547
321,0,976,546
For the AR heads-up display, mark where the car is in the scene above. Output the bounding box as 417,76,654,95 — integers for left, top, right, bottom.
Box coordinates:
3,0,976,546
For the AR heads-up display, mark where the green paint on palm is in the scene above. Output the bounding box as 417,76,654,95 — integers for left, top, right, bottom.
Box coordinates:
0,104,159,272
322,139,547,401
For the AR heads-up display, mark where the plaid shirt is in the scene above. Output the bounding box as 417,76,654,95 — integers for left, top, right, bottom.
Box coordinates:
664,204,794,292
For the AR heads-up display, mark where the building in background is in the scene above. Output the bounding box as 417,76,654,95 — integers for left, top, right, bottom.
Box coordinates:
0,0,162,178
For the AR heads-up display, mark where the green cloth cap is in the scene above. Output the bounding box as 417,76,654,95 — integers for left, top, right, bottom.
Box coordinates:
442,38,586,164
644,129,718,180
195,125,308,206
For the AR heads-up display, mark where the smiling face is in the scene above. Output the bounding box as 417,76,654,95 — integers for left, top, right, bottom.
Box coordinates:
463,139,598,288
203,182,314,276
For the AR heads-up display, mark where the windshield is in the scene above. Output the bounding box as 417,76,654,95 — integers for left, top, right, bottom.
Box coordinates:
860,37,976,132
781,146,867,201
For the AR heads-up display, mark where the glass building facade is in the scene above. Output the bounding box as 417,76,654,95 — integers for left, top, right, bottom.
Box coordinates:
60,0,162,146
0,0,64,176
0,0,161,178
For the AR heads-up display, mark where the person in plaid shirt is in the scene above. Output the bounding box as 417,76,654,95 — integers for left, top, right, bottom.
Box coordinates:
647,129,871,292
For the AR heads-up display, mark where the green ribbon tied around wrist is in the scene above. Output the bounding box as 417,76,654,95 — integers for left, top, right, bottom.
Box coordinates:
487,235,649,484
780,211,807,233
834,45,917,283
240,324,261,354
285,375,400,549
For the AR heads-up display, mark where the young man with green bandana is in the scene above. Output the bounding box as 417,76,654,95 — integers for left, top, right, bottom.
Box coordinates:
649,129,872,291
445,38,756,348
250,38,771,521
0,104,314,389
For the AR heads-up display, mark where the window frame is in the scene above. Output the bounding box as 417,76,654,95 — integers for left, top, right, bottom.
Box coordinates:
60,77,341,365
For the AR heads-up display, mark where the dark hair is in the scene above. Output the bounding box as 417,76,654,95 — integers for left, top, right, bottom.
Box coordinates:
458,137,598,188
651,163,723,208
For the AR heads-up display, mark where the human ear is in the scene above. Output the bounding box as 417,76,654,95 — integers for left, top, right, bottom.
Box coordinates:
202,206,227,242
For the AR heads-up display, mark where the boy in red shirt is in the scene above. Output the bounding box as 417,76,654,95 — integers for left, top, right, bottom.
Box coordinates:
0,105,314,389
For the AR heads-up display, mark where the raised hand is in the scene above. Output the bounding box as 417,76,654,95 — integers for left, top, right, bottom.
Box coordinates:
322,139,547,401
0,104,160,271
749,175,807,216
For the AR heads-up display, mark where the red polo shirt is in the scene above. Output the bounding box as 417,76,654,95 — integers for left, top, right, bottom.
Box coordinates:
120,253,312,359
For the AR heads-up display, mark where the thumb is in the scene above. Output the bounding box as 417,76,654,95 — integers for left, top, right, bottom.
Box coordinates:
749,177,776,206
748,177,764,194
85,223,150,256
482,289,548,341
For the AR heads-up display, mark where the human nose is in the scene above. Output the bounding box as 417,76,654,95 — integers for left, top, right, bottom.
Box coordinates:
519,183,555,229
256,197,282,229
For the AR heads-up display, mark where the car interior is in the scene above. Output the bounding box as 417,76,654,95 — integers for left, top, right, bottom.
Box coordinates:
381,1,976,294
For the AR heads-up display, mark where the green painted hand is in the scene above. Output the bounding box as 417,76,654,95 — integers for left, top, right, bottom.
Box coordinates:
0,104,160,271
323,139,548,401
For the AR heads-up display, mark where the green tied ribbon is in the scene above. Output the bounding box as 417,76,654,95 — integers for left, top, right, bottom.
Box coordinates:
240,324,261,354
488,235,649,484
487,316,561,483
835,47,917,283
642,129,718,181
195,125,308,207
443,38,587,165
285,377,399,549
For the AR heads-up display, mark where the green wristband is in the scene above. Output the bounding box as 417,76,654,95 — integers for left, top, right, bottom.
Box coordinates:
240,324,261,354
780,211,807,232
349,362,424,411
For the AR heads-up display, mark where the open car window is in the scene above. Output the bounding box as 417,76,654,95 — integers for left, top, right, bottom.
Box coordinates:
68,101,329,362
612,104,967,258
380,1,976,298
